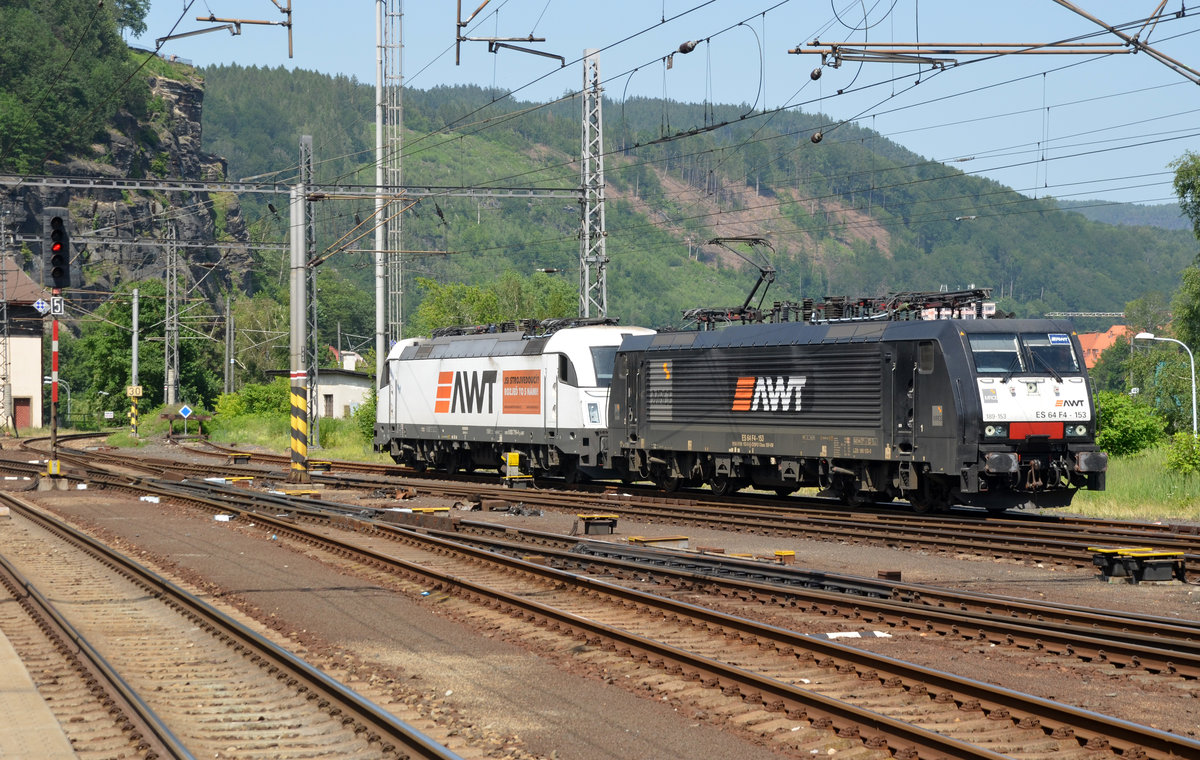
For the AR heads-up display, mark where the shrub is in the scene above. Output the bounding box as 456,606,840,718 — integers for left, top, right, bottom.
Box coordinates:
213,378,291,418
213,391,247,418
353,386,377,442
1165,432,1200,475
1094,390,1166,456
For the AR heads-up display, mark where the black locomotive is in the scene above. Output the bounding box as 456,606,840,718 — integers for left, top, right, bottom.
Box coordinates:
607,295,1107,512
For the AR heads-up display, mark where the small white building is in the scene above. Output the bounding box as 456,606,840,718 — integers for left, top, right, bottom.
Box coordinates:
0,260,48,432
312,367,372,419
270,348,372,420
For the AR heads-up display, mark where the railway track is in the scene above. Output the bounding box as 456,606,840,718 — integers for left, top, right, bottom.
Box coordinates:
0,491,464,760
31,466,1194,760
0,547,190,759
171,440,1200,572
11,438,1200,755
37,454,1200,673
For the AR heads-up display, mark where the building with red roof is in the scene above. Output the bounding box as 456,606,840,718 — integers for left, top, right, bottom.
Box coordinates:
1077,324,1130,369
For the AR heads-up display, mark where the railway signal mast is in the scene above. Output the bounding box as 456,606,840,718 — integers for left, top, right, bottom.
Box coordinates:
43,207,71,478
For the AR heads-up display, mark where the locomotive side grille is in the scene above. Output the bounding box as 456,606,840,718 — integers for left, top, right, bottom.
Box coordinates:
643,346,883,427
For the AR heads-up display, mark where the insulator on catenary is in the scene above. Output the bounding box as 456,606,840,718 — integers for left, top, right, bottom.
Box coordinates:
811,131,823,144
810,67,822,81
678,40,698,54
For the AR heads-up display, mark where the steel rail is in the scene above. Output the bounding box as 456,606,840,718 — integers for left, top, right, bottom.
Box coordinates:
0,537,194,760
436,525,1200,677
5,494,464,760
185,440,1200,563
27,444,1200,651
93,475,1200,760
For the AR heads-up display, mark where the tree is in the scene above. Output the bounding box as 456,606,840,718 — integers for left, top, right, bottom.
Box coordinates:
1127,343,1194,435
1125,291,1170,335
1171,150,1200,241
111,0,150,38
408,272,576,336
63,280,222,409
315,271,375,362
1171,267,1200,350
0,0,148,172
231,293,288,384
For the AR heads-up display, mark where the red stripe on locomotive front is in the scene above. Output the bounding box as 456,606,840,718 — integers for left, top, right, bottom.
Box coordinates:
1009,421,1063,439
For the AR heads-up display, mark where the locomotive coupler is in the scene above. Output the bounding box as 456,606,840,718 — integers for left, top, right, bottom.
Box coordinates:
1023,459,1044,490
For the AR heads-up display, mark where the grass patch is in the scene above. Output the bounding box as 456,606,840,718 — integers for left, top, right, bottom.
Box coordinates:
1067,446,1200,522
204,415,392,464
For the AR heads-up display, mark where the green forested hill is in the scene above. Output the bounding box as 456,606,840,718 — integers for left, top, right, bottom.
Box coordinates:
0,0,148,173
199,63,1199,331
1052,198,1189,231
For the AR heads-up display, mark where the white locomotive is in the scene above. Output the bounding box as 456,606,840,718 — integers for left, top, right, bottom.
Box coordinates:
375,318,655,480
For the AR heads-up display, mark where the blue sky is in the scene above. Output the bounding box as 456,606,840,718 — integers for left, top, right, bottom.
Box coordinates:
134,1,1200,206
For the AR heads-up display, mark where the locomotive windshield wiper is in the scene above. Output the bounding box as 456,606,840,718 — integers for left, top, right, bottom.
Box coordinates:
1031,351,1063,383
999,355,1022,384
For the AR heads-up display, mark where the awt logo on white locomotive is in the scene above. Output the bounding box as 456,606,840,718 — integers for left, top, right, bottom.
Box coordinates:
434,370,497,414
433,369,543,415
731,376,807,412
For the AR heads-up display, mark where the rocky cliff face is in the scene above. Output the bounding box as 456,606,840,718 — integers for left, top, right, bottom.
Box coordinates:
4,67,253,305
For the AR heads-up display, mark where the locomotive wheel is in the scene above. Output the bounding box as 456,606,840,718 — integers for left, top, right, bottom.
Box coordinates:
709,476,741,497
655,474,682,492
909,496,934,514
561,457,587,484
835,476,865,507
909,478,951,513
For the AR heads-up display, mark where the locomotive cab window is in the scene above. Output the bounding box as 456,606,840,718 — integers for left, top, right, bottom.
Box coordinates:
917,341,935,374
1023,333,1080,375
590,346,619,387
968,333,1023,374
558,354,578,385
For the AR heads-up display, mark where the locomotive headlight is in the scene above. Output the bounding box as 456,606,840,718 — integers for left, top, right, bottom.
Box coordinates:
984,424,1007,438
1066,424,1089,437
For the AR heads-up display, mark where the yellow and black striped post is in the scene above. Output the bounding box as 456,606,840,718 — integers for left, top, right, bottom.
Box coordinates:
129,397,138,437
287,369,309,483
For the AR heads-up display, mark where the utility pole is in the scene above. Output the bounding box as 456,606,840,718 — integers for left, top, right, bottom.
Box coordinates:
287,185,310,483
163,220,179,405
224,293,233,394
376,0,404,381
580,49,608,318
130,288,139,437
0,204,11,434
384,1,404,348
300,135,321,449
